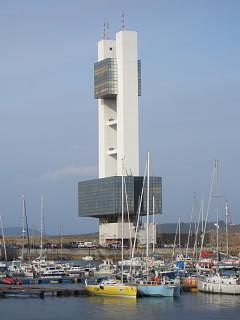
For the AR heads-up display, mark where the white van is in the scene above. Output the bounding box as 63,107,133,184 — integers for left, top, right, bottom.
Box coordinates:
84,241,94,248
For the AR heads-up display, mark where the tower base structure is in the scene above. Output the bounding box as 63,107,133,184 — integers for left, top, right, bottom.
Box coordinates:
78,176,162,245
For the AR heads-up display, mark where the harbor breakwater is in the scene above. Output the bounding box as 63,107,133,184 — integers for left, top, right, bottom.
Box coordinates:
1,247,187,261
1,246,240,261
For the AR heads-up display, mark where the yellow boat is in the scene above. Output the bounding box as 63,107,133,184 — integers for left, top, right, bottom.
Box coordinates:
85,279,137,298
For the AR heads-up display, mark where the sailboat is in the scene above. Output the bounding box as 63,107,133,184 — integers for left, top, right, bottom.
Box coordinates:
85,277,137,298
137,277,181,297
197,272,240,294
85,158,137,298
8,194,34,278
136,153,180,297
0,211,7,277
32,194,56,276
197,160,240,295
0,213,22,283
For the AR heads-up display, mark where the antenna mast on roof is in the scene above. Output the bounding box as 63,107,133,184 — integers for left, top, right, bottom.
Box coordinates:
102,21,106,40
121,13,125,30
106,21,110,39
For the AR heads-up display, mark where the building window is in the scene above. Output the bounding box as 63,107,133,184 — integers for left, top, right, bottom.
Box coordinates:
94,58,117,99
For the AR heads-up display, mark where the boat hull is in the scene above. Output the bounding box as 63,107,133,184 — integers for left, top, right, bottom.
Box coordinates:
182,284,199,293
182,277,198,293
86,284,137,298
137,284,180,297
197,279,240,295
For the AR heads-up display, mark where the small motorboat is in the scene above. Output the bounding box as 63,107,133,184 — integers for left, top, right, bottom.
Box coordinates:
0,276,23,285
82,256,94,261
40,266,66,279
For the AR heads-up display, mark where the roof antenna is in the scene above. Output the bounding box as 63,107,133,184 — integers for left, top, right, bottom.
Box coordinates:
121,13,125,30
106,21,110,39
102,21,106,39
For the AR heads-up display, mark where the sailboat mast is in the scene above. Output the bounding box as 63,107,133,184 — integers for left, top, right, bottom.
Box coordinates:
172,218,179,260
225,201,229,256
199,164,215,260
201,196,204,233
131,160,147,262
40,194,44,259
186,194,195,257
21,193,26,261
31,226,35,250
193,199,202,260
0,211,7,262
178,217,181,249
215,160,219,264
152,196,155,254
60,224,63,261
23,195,31,260
124,177,132,260
121,158,124,283
146,151,150,258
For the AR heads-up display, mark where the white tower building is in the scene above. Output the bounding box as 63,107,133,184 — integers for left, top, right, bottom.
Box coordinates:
78,25,161,246
95,29,141,178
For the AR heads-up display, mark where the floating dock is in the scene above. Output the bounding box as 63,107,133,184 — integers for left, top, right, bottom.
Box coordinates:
21,277,82,285
0,285,87,299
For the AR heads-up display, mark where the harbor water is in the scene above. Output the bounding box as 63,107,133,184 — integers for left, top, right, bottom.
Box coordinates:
1,292,240,320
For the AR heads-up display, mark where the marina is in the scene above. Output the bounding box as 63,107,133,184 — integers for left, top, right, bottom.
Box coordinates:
0,252,240,299
1,1,240,319
1,156,240,308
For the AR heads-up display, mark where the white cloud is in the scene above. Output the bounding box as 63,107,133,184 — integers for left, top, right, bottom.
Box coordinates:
40,164,98,180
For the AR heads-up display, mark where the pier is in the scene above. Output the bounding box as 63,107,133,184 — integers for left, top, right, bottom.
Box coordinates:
0,285,87,299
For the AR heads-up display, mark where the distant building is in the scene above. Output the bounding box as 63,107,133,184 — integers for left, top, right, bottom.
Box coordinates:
78,25,162,245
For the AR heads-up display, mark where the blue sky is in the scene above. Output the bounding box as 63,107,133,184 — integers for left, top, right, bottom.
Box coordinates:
0,0,239,234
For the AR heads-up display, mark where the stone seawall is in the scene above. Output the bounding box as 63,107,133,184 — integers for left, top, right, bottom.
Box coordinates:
2,246,239,261
11,247,186,261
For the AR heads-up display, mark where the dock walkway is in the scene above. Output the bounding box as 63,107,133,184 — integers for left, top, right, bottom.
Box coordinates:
0,285,87,299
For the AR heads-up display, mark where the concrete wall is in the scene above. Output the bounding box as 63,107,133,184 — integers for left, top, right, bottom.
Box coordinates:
116,30,139,176
99,221,134,245
17,247,185,261
97,31,139,178
98,39,117,178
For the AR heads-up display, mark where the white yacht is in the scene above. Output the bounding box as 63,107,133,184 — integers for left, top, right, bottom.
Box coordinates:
8,260,34,278
197,273,240,295
40,265,66,278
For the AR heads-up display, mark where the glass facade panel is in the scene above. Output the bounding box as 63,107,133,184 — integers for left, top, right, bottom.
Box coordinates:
94,58,117,98
142,176,162,214
94,58,141,98
78,176,162,218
